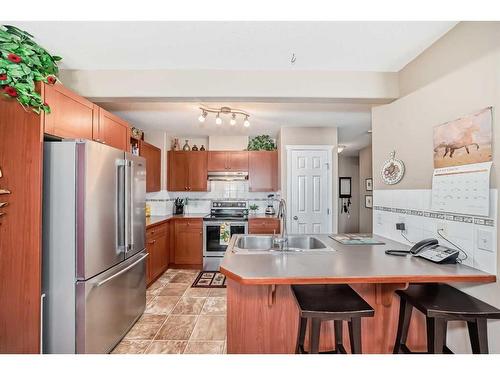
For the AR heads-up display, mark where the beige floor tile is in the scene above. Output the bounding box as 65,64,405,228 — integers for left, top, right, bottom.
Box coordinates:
170,273,196,284
171,297,206,315
184,287,210,297
184,340,224,354
147,280,165,294
158,283,189,296
191,315,226,341
178,269,200,275
111,340,150,354
145,295,181,314
124,322,162,340
208,288,227,297
136,314,168,325
146,340,187,354
155,315,198,340
201,297,226,315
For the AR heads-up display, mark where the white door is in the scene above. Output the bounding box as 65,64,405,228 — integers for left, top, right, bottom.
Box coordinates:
288,148,332,234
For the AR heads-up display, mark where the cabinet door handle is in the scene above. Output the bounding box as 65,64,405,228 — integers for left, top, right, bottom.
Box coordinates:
148,240,156,244
293,216,298,220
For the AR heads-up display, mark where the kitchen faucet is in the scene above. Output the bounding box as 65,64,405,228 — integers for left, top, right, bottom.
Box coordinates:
273,198,288,250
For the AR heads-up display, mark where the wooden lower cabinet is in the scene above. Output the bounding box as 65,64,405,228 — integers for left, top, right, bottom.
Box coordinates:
248,217,280,234
173,218,203,266
146,222,169,285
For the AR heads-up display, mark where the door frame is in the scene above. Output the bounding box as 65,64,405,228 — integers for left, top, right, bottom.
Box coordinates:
286,145,334,234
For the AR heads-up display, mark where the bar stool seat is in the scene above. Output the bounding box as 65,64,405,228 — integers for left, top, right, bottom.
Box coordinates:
394,283,500,354
292,284,374,354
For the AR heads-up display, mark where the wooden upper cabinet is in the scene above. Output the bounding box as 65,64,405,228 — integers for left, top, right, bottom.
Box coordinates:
208,151,248,171
140,141,161,192
228,151,249,171
249,151,278,192
43,83,95,139
167,151,208,192
93,107,131,152
208,151,228,171
168,151,189,191
188,152,208,191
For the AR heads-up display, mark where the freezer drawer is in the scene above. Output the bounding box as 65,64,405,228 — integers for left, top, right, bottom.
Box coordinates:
75,252,147,354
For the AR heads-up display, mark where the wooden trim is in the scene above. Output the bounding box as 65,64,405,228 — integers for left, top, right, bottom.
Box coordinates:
220,266,496,285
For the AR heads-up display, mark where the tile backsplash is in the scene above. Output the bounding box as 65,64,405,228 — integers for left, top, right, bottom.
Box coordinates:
373,189,497,274
146,180,279,215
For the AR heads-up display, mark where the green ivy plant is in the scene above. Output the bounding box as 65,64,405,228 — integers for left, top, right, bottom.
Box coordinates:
247,135,277,151
0,25,62,114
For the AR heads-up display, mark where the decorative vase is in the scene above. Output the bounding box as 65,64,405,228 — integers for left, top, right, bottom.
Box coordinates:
192,144,199,151
200,145,206,151
182,140,191,151
172,138,180,151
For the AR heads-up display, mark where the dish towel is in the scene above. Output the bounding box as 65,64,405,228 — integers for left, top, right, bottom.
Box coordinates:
219,222,230,245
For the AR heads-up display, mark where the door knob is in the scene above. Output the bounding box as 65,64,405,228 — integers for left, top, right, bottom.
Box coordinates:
293,216,298,220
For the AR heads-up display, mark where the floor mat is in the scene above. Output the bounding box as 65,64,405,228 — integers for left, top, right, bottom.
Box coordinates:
191,271,227,288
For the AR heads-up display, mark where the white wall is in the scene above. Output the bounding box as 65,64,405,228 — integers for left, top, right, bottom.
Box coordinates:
338,156,360,233
372,21,500,353
359,145,373,232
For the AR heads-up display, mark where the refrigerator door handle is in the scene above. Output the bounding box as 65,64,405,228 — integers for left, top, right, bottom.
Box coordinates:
124,160,132,254
117,161,126,254
129,160,134,253
95,253,148,287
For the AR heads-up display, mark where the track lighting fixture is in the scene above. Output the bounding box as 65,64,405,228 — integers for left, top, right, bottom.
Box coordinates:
198,106,250,128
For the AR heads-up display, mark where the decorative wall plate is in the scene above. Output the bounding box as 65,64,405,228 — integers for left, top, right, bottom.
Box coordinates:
381,151,405,185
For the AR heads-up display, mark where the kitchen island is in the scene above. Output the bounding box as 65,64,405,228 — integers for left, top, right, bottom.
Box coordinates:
220,234,496,354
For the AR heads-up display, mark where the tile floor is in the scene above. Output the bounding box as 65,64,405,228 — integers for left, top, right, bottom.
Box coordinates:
112,268,227,354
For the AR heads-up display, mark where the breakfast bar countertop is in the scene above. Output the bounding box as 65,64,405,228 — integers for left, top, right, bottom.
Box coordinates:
220,234,496,285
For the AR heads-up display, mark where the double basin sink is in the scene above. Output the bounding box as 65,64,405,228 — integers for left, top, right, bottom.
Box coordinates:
232,235,334,253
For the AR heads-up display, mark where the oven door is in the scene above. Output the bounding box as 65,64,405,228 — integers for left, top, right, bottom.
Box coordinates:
203,221,247,257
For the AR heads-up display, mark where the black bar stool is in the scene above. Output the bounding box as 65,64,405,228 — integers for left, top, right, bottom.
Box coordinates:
393,283,500,354
291,284,374,354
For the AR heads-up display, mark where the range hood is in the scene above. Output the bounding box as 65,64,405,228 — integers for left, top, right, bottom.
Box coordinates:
208,171,249,181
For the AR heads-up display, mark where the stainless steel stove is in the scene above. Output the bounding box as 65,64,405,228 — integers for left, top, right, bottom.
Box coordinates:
202,200,248,270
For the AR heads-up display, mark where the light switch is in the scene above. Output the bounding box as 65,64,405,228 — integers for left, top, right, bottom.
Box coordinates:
477,229,493,252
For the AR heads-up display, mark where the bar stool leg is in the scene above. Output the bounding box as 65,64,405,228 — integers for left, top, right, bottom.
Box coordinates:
468,319,489,354
309,318,321,354
334,320,346,354
426,317,446,354
295,317,307,354
393,298,413,354
348,317,362,354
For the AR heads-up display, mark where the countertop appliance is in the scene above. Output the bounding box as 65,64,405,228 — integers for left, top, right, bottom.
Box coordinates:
42,140,147,354
265,194,276,216
203,200,248,270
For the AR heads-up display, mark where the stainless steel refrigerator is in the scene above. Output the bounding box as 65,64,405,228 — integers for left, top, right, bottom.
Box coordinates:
42,140,147,354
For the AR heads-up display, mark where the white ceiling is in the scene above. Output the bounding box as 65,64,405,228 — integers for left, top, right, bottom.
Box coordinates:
9,21,457,71
101,101,374,155
7,21,457,154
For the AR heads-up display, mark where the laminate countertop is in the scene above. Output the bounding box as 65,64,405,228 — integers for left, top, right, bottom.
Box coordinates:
220,234,496,285
146,214,206,228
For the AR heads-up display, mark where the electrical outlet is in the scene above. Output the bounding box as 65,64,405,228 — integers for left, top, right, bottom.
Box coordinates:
477,229,493,252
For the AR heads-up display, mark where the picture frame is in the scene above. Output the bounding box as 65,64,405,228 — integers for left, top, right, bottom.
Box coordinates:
365,178,373,191
365,195,373,209
339,177,352,198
